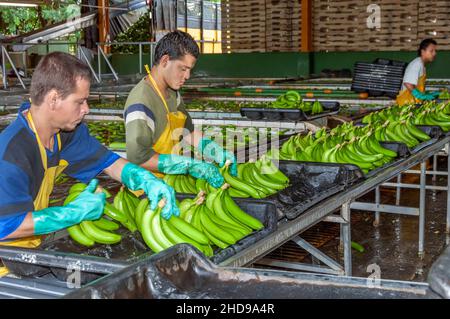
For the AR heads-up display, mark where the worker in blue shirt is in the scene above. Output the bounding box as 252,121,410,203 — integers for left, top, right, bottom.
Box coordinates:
0,52,179,250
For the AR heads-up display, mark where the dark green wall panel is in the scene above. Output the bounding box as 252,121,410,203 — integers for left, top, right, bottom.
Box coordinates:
103,51,450,79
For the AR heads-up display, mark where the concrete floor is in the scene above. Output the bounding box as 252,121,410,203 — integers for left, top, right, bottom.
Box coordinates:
319,160,450,282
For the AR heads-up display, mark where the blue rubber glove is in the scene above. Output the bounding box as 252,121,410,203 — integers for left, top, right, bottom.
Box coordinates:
412,88,436,101
32,179,105,235
198,138,237,176
158,154,224,188
121,162,179,220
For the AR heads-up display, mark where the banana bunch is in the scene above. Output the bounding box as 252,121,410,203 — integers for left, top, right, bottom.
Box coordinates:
87,121,125,146
136,196,214,257
64,183,126,247
311,100,324,115
362,101,450,132
272,128,398,173
270,91,302,109
163,174,197,194
222,158,289,199
163,158,289,199
136,187,264,256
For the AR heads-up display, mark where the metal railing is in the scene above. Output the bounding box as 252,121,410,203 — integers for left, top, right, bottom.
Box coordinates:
1,38,222,90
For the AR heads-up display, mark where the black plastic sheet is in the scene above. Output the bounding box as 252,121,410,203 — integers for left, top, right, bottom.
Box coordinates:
63,244,440,299
269,161,363,220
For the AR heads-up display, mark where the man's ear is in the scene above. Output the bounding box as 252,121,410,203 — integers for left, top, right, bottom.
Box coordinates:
44,89,59,111
159,54,170,67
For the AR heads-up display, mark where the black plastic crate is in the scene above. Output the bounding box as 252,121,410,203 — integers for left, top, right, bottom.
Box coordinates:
351,61,406,98
240,101,340,122
1,198,277,281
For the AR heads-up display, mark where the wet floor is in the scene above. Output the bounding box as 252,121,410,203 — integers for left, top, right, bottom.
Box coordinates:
311,159,450,282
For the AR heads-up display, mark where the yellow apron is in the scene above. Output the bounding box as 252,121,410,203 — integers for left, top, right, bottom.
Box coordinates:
0,110,68,277
127,66,187,198
396,73,426,106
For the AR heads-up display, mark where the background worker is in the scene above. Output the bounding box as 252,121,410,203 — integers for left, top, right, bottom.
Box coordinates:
396,38,440,105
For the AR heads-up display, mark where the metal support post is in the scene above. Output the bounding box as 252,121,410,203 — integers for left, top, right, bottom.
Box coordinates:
341,201,352,276
396,174,401,205
139,43,142,74
418,161,426,258
374,186,380,227
447,143,450,234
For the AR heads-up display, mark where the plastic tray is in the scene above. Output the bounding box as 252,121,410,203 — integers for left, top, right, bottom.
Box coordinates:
63,244,440,299
175,194,277,263
240,101,340,121
267,161,364,220
410,126,443,154
2,198,277,281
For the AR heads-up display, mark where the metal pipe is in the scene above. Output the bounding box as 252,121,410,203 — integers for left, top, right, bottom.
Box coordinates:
433,154,438,182
2,46,26,89
341,202,352,276
419,161,426,258
404,169,448,176
396,174,401,205
256,259,343,275
79,46,100,83
150,43,154,68
381,182,447,191
291,236,343,272
139,43,142,74
374,186,380,227
97,45,101,82
98,46,118,81
0,246,128,274
2,45,7,89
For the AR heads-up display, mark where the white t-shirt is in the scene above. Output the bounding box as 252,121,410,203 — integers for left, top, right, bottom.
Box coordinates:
401,57,425,91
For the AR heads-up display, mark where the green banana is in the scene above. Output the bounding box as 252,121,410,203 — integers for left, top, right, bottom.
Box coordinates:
79,221,121,245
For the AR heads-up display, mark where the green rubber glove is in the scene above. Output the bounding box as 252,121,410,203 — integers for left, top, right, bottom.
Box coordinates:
32,179,105,235
121,162,179,220
158,154,224,188
198,138,237,176
412,88,436,101
430,91,441,98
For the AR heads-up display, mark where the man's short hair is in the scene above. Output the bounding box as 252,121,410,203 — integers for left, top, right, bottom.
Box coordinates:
30,52,92,106
418,38,437,56
153,30,199,66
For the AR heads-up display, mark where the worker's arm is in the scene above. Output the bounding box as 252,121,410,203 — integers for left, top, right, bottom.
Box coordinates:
1,180,105,240
404,82,439,101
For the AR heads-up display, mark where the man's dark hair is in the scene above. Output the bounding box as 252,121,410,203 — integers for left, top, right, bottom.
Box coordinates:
418,38,437,56
153,30,199,66
30,52,92,106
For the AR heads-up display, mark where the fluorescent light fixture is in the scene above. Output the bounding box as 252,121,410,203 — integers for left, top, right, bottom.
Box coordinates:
0,1,43,7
